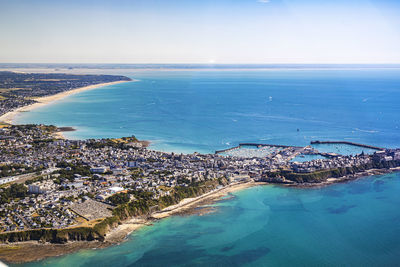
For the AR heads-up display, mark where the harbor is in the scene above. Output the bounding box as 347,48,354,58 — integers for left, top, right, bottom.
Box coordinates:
310,140,385,151
216,140,384,160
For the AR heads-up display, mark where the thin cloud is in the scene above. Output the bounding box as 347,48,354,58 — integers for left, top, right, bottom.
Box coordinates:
258,0,270,3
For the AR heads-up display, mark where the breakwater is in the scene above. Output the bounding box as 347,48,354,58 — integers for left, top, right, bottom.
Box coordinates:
215,145,241,154
215,141,384,156
310,140,384,151
239,143,302,148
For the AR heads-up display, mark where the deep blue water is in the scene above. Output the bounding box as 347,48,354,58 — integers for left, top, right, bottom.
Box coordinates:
15,69,400,154
12,68,400,266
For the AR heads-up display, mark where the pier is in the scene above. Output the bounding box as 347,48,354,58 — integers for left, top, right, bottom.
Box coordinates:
310,140,385,151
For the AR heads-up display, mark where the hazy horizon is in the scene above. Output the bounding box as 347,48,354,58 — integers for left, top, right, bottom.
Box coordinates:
1,0,400,64
0,62,400,67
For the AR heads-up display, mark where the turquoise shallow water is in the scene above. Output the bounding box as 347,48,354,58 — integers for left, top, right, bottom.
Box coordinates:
15,69,400,154
17,173,400,267
11,67,400,266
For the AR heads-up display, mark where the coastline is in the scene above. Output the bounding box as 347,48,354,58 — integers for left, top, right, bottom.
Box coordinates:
105,181,261,243
0,71,398,265
1,166,398,263
291,166,400,188
2,166,400,264
0,80,130,125
0,181,262,264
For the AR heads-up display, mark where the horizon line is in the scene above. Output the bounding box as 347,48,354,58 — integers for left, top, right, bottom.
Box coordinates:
1,62,400,66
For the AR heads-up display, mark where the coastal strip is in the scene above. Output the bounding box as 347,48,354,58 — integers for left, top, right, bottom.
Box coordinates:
105,181,260,243
0,80,131,125
0,181,260,264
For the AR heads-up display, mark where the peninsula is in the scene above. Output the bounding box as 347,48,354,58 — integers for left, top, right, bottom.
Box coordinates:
0,72,399,264
0,71,132,124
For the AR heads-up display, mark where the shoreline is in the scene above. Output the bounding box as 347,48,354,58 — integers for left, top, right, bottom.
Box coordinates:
0,181,262,264
290,166,400,188
0,80,130,125
0,169,399,264
0,72,399,264
104,182,259,243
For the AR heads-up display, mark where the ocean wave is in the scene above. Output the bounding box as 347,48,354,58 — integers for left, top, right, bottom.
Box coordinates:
228,112,330,124
354,128,379,133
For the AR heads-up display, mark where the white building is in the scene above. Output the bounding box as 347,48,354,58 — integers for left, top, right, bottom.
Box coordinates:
28,184,46,194
90,167,108,173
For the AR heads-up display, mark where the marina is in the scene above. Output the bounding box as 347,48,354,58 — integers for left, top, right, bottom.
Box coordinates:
310,140,384,151
216,140,383,160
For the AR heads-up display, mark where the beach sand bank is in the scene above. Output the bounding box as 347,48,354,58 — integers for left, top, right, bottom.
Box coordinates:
105,181,263,243
0,181,264,264
0,80,130,125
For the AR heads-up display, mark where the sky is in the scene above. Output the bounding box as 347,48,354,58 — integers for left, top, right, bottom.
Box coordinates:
0,0,400,64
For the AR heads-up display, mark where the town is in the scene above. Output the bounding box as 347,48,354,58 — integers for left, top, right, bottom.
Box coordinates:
0,123,399,236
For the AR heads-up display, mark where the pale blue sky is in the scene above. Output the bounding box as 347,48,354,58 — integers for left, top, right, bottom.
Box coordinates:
0,0,400,63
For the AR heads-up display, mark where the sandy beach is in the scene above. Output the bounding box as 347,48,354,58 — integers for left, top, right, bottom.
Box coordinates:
105,181,262,243
0,80,130,125
0,181,265,264
152,181,262,219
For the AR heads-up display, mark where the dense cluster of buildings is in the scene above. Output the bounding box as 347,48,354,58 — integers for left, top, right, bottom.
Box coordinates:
0,124,399,233
3,72,398,235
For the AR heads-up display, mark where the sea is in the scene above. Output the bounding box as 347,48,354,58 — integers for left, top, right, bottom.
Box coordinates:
10,65,400,266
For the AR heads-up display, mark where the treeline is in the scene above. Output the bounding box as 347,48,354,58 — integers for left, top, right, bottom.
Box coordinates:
85,136,139,150
0,178,229,243
0,227,102,243
107,193,130,205
0,184,27,204
0,164,41,178
55,163,92,183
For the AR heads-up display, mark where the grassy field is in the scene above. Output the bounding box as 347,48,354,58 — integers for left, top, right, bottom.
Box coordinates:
70,217,104,229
